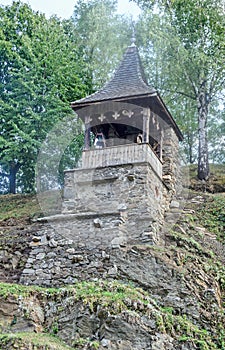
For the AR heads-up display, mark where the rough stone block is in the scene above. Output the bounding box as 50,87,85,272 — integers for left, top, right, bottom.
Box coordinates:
170,200,180,209
110,237,127,248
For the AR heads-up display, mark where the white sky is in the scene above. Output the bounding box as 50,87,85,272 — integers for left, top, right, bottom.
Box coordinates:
0,0,141,19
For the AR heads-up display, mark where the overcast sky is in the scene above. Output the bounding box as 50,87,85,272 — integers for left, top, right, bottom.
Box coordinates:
0,0,141,19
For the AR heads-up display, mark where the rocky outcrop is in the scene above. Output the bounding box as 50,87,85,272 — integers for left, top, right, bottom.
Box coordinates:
0,280,222,350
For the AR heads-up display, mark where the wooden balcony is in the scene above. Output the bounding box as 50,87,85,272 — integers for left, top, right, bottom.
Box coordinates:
81,143,162,178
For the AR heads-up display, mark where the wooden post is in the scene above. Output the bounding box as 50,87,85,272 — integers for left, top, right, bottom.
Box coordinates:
146,108,150,144
84,116,91,150
142,108,150,143
160,129,164,161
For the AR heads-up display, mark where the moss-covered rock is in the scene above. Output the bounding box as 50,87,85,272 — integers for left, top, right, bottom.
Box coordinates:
0,280,223,349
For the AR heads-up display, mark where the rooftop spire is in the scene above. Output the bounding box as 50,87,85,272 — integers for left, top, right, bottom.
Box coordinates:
130,21,136,47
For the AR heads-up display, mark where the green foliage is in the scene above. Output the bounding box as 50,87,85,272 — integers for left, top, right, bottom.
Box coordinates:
72,337,101,349
0,280,150,307
36,114,84,192
72,0,132,89
0,1,89,194
70,280,151,313
196,195,225,241
169,229,214,256
159,311,218,349
204,260,225,290
0,282,58,299
51,322,59,335
208,105,225,163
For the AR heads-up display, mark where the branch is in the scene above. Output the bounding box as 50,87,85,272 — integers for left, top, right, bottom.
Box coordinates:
183,69,198,98
163,88,195,100
209,69,225,99
199,79,207,90
209,71,217,98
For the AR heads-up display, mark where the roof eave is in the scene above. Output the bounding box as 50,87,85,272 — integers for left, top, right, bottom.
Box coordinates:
155,94,183,141
71,91,157,110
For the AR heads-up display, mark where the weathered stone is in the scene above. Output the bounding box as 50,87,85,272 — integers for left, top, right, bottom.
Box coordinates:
151,333,174,350
70,255,83,262
118,204,127,211
101,339,111,347
170,200,180,209
93,218,103,228
107,265,118,276
102,251,110,259
27,258,34,264
47,252,56,258
48,239,58,248
23,269,35,274
66,248,75,254
36,253,46,260
11,256,19,270
32,236,41,242
110,237,126,248
195,226,206,233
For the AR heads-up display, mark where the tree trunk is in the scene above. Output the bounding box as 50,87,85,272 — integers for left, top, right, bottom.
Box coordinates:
189,144,195,164
187,131,195,164
197,90,210,180
9,162,20,194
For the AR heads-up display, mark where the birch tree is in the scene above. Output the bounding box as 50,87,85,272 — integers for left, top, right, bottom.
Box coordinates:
135,0,225,179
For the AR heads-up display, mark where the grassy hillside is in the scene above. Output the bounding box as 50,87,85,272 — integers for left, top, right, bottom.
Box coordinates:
0,194,41,223
0,191,61,224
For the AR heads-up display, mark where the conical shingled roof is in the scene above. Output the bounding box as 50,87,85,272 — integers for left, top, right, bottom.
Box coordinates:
71,44,156,107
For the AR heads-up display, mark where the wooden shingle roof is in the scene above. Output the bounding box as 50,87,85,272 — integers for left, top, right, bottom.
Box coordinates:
71,43,183,141
71,44,156,107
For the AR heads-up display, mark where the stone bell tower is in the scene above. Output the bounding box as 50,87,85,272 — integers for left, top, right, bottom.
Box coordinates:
20,43,183,286
59,42,183,247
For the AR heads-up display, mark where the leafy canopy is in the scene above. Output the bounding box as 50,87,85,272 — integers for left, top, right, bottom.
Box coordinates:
0,1,89,193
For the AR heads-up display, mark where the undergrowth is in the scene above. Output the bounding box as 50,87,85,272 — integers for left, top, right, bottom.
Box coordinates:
195,195,225,241
0,332,72,349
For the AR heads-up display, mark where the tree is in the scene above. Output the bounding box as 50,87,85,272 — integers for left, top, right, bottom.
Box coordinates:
135,0,225,179
72,0,132,89
0,1,88,193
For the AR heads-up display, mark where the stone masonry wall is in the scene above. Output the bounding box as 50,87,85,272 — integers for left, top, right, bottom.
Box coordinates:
20,161,173,286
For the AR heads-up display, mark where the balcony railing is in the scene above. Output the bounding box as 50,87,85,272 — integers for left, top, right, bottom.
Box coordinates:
81,143,162,178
